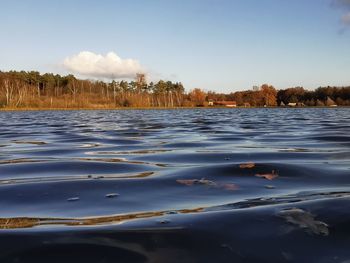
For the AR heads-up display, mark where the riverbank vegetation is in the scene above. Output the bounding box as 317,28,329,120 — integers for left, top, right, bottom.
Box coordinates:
0,71,349,109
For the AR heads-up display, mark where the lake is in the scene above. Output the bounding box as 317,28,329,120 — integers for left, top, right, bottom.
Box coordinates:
0,108,349,262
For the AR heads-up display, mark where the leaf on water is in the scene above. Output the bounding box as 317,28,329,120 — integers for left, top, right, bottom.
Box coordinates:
255,174,278,180
277,207,329,236
239,162,255,169
255,170,279,180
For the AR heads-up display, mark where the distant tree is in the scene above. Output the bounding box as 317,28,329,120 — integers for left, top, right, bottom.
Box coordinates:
189,88,206,106
335,97,344,106
260,84,277,106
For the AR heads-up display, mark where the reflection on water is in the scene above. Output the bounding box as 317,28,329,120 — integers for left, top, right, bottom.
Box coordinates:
0,207,204,230
0,108,349,262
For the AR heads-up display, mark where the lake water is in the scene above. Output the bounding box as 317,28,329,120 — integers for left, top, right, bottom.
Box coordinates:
0,108,349,262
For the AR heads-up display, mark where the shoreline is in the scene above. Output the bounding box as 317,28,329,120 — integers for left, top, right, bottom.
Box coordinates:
0,106,348,112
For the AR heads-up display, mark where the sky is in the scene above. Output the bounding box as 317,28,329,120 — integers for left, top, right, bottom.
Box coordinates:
0,0,350,92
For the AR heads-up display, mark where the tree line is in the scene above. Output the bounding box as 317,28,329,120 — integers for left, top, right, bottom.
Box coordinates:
0,71,185,108
207,85,350,107
0,70,349,108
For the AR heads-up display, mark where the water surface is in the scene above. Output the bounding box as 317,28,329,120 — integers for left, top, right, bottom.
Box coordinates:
0,108,350,262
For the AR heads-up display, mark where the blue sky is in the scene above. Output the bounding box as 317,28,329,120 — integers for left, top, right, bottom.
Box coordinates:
0,0,349,92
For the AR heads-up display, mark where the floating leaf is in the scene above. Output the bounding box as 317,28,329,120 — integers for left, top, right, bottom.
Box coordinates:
255,170,279,180
239,162,255,169
277,207,329,236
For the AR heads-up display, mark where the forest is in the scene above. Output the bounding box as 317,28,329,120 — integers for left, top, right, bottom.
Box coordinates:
0,70,349,109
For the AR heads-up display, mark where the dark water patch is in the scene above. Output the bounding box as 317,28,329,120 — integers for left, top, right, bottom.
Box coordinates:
163,142,212,148
92,149,172,155
205,190,350,211
0,171,155,186
208,135,246,142
1,189,348,230
18,148,89,157
0,160,156,178
1,197,350,263
309,135,350,142
135,151,332,165
178,162,347,179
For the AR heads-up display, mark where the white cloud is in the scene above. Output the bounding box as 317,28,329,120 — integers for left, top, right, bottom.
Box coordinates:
63,51,144,79
342,12,350,25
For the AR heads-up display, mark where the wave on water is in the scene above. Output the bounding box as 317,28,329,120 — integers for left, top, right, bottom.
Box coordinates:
0,108,349,262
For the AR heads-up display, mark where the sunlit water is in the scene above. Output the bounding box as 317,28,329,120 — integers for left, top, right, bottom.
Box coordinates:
0,108,349,262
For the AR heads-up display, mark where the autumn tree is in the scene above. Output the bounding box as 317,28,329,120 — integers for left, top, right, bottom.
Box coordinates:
260,84,277,106
189,88,206,106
